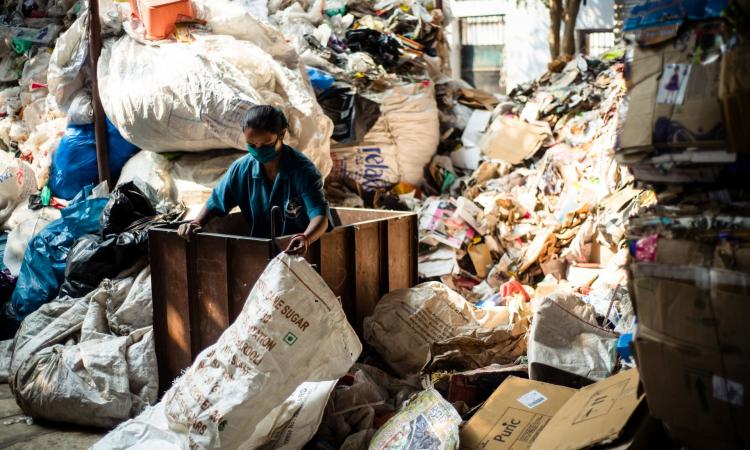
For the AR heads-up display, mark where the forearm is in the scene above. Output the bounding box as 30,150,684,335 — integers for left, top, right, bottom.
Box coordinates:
302,215,328,244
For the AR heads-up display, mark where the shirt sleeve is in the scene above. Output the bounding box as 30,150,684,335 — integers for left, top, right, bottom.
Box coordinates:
298,165,329,221
206,162,240,216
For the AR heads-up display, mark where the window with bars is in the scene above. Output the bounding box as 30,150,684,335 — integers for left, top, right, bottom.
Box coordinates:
578,29,616,56
459,15,505,93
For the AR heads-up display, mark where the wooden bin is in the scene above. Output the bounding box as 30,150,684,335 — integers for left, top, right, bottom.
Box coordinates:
149,208,418,392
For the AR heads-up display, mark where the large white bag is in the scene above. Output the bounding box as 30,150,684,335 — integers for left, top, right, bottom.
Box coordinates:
383,83,440,186
95,254,362,449
98,34,333,177
10,268,158,428
329,83,439,189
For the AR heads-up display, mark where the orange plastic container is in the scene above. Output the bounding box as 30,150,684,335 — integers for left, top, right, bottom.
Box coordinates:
136,0,194,40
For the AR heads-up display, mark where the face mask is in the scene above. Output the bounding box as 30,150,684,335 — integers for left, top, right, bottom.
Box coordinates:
247,138,279,163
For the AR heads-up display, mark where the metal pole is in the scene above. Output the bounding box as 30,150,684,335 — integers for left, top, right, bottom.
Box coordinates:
88,0,111,189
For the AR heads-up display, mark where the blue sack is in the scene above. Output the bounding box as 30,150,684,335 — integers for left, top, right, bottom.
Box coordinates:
49,118,139,200
307,67,335,92
11,185,108,320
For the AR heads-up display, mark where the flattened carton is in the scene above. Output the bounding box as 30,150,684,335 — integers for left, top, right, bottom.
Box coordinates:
530,369,645,450
460,376,576,450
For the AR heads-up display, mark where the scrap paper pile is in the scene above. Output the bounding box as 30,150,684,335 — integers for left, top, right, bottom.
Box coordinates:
412,51,654,328
622,2,750,448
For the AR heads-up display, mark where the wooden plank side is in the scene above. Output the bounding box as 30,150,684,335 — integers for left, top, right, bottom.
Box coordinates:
149,229,192,393
227,238,273,322
386,216,414,291
319,229,354,324
193,234,230,353
353,222,381,336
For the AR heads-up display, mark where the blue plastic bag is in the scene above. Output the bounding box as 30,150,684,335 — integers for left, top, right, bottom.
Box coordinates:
49,118,139,200
307,67,335,92
11,185,108,320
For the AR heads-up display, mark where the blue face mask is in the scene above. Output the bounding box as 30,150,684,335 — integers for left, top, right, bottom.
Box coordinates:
247,138,279,163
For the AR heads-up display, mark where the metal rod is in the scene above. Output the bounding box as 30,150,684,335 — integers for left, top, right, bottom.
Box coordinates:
89,0,111,189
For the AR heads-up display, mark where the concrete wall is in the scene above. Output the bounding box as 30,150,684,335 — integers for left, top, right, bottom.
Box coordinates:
445,0,615,92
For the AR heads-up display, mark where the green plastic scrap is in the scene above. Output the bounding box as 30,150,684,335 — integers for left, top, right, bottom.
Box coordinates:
11,38,32,55
41,186,51,206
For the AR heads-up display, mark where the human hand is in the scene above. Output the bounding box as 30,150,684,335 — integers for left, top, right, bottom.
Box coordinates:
284,234,309,256
177,221,202,242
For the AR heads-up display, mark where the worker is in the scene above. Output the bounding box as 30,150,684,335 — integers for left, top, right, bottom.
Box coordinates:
177,105,329,255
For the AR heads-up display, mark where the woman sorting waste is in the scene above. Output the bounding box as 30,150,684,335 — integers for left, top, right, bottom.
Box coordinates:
177,105,329,256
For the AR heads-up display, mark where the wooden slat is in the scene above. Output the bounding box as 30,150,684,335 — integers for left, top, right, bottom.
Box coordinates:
227,238,273,321
193,234,230,353
149,228,192,394
386,216,413,291
353,222,381,335
319,229,354,323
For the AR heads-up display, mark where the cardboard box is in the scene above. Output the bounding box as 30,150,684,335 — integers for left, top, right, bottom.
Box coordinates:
621,23,725,153
719,45,750,153
460,377,576,450
530,369,644,450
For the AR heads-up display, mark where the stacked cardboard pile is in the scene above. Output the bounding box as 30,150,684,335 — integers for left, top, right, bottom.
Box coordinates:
622,2,750,448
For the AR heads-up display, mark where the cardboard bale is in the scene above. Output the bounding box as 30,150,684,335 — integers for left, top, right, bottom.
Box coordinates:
631,264,750,449
631,264,750,357
635,331,750,449
621,24,725,154
460,376,576,450
719,44,750,153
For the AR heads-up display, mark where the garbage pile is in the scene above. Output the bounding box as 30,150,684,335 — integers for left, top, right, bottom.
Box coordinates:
412,51,650,339
621,4,750,448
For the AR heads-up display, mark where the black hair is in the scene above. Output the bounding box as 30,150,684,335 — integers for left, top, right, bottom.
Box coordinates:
242,105,288,136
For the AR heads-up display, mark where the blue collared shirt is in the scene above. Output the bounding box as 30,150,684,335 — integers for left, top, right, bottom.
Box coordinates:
206,145,329,238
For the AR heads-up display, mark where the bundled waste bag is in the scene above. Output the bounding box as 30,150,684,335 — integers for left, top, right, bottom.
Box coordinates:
94,254,362,450
10,267,158,428
48,118,139,200
58,181,183,299
98,34,333,176
11,184,108,321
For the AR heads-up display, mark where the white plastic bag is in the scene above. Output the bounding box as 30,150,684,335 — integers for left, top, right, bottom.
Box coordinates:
98,34,333,176
117,151,178,204
3,204,61,275
95,254,362,449
0,153,37,227
48,13,88,112
18,117,67,189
